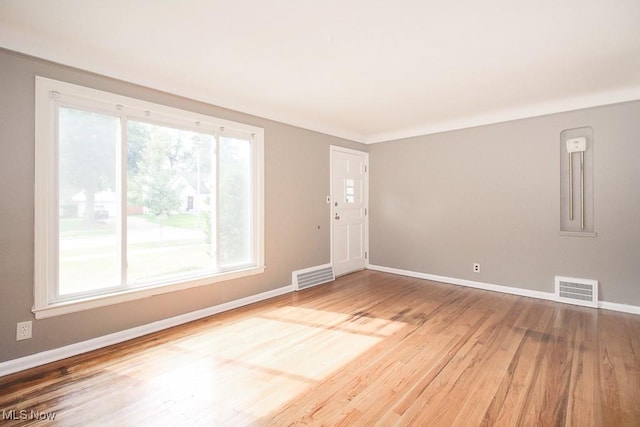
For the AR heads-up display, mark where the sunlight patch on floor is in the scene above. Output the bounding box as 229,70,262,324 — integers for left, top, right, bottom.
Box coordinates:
146,306,409,419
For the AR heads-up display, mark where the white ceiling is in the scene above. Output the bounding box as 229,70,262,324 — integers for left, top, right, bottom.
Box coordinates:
2,1,640,143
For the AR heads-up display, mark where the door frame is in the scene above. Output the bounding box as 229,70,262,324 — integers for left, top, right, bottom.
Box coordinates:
329,145,369,275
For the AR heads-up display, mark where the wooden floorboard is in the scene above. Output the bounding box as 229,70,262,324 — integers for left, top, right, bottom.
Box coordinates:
1,270,639,426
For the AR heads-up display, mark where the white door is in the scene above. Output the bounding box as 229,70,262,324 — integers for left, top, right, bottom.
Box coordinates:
331,146,368,277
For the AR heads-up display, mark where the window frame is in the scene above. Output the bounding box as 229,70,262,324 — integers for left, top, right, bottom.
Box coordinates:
34,76,265,319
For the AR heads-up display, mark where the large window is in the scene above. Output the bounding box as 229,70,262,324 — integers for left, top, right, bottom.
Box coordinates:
34,77,264,318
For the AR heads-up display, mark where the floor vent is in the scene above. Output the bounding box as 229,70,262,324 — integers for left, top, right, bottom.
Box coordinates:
293,264,335,291
555,276,598,308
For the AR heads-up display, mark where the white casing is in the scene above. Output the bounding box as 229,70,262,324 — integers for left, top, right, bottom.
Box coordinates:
566,137,587,153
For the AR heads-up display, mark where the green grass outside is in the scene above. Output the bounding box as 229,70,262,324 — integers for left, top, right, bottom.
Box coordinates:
60,214,205,238
60,239,204,257
59,218,116,237
138,214,204,229
58,213,213,294
59,243,213,295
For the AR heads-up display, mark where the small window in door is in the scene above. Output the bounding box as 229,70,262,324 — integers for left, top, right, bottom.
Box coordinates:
345,179,355,203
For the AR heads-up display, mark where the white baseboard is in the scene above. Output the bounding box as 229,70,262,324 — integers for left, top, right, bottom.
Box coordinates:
0,284,294,378
367,264,556,301
367,264,640,315
599,301,640,315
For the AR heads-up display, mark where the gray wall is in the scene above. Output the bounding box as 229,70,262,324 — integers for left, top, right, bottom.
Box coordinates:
369,101,640,306
0,49,365,363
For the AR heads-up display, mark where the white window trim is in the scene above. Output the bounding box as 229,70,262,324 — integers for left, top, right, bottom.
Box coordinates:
34,76,265,319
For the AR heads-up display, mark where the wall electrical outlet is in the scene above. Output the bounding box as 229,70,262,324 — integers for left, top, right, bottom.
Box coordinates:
17,321,32,341
473,263,480,273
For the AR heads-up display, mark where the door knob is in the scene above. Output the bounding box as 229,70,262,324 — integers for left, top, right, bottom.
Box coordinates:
335,214,340,220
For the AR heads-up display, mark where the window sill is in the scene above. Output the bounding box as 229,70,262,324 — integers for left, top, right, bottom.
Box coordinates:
33,266,265,319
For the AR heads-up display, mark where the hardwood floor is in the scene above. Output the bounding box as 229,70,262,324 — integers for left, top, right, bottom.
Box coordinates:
1,270,639,426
